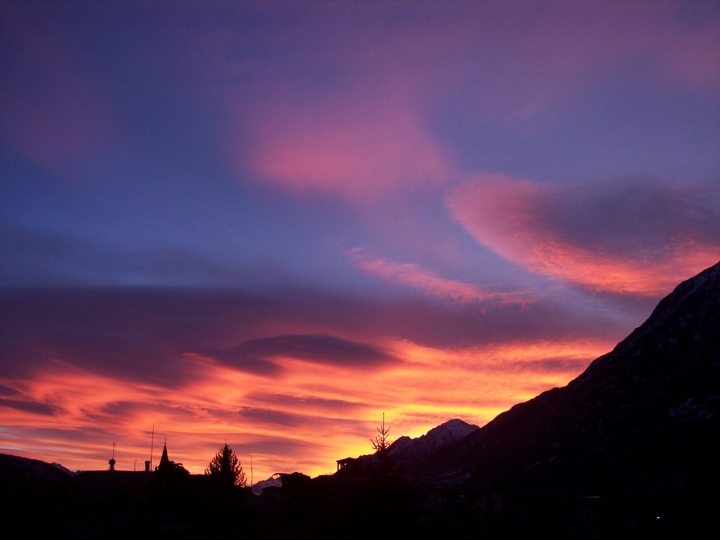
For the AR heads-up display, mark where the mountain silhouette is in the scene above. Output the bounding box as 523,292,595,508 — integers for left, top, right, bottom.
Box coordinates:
390,419,479,459
409,261,720,497
343,418,479,474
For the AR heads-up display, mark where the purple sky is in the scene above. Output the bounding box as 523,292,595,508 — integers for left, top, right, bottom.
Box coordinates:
1,1,719,477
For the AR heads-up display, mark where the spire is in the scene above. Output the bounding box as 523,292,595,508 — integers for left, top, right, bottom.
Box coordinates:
154,440,189,478
159,442,170,468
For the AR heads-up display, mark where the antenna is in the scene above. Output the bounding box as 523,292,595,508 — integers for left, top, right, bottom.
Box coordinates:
150,422,155,470
108,441,116,471
134,459,137,472
250,455,253,486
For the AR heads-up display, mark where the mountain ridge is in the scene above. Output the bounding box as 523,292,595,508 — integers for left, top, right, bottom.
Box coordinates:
341,418,479,474
406,261,720,496
390,418,479,455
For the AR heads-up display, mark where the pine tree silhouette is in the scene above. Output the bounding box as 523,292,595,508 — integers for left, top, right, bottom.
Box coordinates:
206,443,247,487
371,413,391,455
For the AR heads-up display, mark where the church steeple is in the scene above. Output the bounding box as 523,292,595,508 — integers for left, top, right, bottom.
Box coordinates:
154,439,189,478
157,441,170,471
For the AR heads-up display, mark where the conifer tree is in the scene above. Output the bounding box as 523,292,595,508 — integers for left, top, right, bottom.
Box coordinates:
371,412,402,481
371,413,391,455
206,443,247,487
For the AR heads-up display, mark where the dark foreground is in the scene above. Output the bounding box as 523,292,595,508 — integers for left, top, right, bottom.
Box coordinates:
1,453,718,539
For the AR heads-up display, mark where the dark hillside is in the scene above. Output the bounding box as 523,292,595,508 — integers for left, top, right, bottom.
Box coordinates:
412,262,720,498
0,453,76,535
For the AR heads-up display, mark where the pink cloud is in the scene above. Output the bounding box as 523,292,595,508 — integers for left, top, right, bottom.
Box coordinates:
233,94,452,201
213,2,719,201
447,174,720,296
348,249,528,304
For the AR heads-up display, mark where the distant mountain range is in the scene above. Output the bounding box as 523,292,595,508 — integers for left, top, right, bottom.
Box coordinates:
344,418,478,474
0,453,73,485
391,418,479,457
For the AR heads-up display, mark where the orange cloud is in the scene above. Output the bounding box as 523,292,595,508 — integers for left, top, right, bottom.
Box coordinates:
0,333,613,479
447,175,720,296
0,285,657,479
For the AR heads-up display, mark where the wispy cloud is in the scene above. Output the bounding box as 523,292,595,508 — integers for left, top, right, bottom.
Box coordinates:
0,286,624,478
248,393,367,414
348,249,528,304
239,99,451,201
0,398,62,416
231,334,398,369
447,175,720,295
217,2,720,201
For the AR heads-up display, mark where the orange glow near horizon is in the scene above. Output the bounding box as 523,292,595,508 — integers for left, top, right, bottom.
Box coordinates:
0,337,613,480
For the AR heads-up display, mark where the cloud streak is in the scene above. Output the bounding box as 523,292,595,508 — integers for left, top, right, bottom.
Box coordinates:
349,249,529,304
0,398,62,416
447,175,720,295
0,286,625,477
230,334,398,369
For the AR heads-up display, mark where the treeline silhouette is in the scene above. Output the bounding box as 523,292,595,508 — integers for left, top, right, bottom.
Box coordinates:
144,430,416,537
148,442,254,531
0,418,426,538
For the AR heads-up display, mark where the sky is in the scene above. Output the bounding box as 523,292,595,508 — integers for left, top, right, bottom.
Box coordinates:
1,0,719,479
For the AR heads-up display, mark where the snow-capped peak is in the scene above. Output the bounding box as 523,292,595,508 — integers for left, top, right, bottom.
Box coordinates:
388,418,479,457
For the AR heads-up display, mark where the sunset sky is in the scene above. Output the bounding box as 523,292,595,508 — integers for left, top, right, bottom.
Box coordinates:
1,1,719,480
